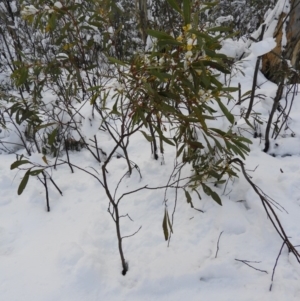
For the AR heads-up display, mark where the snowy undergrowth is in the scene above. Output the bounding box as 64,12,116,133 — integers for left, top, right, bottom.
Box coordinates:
1,1,300,299
1,48,300,301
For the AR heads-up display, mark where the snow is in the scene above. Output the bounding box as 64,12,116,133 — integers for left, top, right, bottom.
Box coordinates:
1,1,300,300
54,2,63,9
250,38,276,57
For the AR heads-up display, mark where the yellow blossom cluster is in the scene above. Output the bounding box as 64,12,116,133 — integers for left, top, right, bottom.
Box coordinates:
176,24,197,52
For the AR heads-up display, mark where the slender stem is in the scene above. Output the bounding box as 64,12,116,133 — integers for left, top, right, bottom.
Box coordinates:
245,24,266,119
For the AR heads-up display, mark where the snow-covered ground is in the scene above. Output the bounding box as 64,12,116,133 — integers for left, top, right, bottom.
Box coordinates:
1,2,300,299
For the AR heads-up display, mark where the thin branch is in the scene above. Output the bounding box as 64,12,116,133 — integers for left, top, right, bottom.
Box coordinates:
228,158,300,265
122,226,142,240
235,258,268,274
119,213,133,221
215,231,224,258
245,24,266,119
58,159,104,188
269,240,286,291
48,176,63,196
64,138,74,173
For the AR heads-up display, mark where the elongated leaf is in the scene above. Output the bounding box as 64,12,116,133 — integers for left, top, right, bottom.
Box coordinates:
166,0,182,13
207,26,232,32
162,209,169,241
140,130,154,142
157,39,182,47
29,169,44,176
107,57,127,66
230,144,246,159
202,184,222,205
216,99,234,124
210,128,226,136
184,190,194,208
215,179,227,185
18,170,30,195
11,160,30,170
147,29,175,40
176,144,185,158
157,131,175,146
241,90,252,98
183,0,191,25
167,211,173,233
48,127,58,145
42,155,48,165
222,87,239,92
243,117,255,130
211,190,222,205
201,60,230,74
237,136,252,144
34,122,57,131
232,140,250,152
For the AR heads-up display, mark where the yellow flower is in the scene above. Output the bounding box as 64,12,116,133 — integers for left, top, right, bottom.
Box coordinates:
182,24,192,32
176,35,183,42
186,44,193,51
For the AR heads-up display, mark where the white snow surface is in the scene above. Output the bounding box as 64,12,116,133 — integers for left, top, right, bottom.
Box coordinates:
250,37,276,57
1,2,300,300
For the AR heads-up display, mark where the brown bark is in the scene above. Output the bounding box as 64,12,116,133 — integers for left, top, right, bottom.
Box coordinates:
285,0,300,70
261,12,287,83
262,0,300,83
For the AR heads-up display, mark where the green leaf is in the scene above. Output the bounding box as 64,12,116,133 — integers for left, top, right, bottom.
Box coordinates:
201,60,230,74
107,57,127,66
29,169,44,176
222,87,239,92
140,130,154,142
237,136,252,144
207,26,232,32
176,144,185,157
162,209,169,241
184,189,194,208
34,122,57,131
232,139,250,152
153,127,176,146
48,127,58,146
11,160,30,170
202,184,222,205
230,144,246,159
241,90,252,98
110,101,121,116
167,211,173,233
147,29,175,40
211,190,222,205
216,99,234,124
210,128,226,136
157,39,183,47
243,117,255,130
166,0,182,13
42,155,48,165
18,170,30,195
215,179,226,185
183,0,191,25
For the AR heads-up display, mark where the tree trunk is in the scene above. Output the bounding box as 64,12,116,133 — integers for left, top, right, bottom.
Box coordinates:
285,0,300,70
135,0,148,46
262,0,300,83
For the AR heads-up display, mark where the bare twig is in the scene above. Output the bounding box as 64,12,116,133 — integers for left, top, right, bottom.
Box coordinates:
215,231,224,258
64,138,74,173
229,158,300,265
122,226,142,240
269,240,286,291
235,258,268,274
245,24,266,119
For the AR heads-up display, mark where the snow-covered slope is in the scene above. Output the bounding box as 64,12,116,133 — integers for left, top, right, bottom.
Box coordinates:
1,3,300,299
